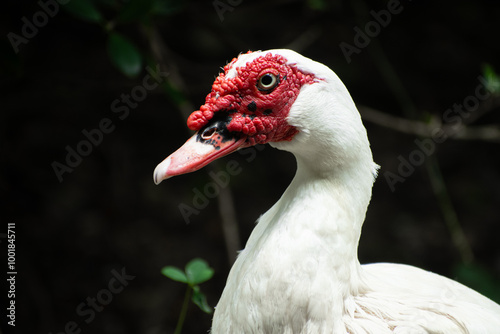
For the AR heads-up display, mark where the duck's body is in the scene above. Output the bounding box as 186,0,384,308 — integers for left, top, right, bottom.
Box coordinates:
154,49,500,333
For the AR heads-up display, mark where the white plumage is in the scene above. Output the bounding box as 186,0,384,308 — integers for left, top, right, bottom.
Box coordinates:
155,49,500,333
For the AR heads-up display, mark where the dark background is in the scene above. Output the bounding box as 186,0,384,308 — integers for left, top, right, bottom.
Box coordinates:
2,0,500,333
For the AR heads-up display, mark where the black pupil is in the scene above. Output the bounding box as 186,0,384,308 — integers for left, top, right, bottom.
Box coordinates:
261,74,273,86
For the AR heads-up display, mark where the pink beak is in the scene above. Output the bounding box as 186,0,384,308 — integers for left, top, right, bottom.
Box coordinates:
153,131,247,184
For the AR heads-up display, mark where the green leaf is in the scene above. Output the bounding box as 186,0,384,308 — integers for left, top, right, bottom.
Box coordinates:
482,63,500,95
185,258,214,285
191,285,213,314
161,266,188,283
64,0,103,23
107,32,142,77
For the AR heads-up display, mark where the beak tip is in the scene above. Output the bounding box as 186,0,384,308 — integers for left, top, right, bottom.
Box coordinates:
153,156,172,185
153,174,162,185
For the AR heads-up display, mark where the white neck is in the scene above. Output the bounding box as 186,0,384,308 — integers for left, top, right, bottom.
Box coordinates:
212,54,378,332
213,143,376,332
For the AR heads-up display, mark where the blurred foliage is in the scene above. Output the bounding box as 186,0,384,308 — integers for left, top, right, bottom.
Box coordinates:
65,0,104,23
482,64,500,95
107,32,142,77
455,263,500,304
62,0,185,77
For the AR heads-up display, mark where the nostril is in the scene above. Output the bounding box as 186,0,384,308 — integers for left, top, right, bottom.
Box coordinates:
201,127,217,140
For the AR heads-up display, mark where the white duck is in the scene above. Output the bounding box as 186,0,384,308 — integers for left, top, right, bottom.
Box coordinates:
154,49,500,333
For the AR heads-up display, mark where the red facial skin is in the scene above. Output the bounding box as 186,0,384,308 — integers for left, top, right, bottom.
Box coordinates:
187,52,316,146
153,51,317,183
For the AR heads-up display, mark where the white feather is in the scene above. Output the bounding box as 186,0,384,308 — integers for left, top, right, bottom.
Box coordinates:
211,49,500,333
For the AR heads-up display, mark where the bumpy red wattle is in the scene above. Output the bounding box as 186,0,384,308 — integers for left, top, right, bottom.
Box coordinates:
187,52,316,145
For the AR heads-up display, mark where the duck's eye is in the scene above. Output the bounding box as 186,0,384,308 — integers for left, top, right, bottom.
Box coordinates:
257,73,279,92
